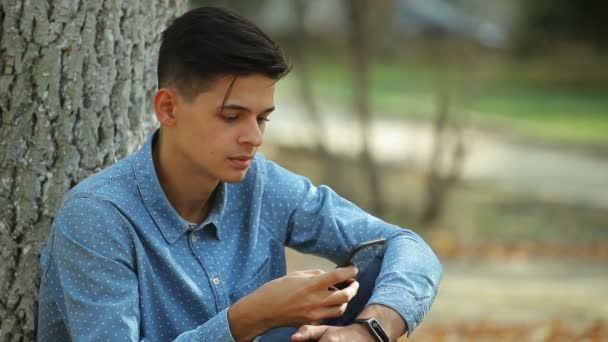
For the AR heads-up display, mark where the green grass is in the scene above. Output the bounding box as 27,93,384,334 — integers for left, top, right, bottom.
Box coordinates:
470,86,608,144
282,55,608,146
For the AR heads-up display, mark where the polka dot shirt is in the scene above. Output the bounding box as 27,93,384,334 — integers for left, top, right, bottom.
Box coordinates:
37,130,442,341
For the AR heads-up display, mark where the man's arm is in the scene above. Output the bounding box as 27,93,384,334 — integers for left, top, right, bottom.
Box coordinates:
44,195,235,341
360,229,442,337
260,159,442,338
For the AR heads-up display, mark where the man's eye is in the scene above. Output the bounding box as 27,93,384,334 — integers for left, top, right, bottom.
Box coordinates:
257,117,270,123
222,115,238,122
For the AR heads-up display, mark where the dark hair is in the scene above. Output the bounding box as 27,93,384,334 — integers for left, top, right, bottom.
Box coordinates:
158,6,290,99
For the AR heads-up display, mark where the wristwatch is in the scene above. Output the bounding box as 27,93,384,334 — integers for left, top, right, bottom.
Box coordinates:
353,317,391,342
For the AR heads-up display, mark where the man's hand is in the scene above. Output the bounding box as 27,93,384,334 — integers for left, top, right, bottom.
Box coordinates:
292,303,408,342
228,266,359,341
291,323,375,342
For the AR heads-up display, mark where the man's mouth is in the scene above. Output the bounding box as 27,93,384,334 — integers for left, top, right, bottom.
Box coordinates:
228,155,253,170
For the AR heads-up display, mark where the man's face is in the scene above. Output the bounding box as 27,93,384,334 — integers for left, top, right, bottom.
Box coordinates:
167,74,276,183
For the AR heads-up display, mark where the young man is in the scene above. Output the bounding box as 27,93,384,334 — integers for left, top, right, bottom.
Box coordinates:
37,6,441,342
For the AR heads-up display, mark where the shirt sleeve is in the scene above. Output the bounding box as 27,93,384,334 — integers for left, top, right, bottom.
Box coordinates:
50,195,236,342
260,159,442,336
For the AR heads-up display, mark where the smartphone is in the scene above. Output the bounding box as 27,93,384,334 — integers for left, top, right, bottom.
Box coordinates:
332,238,386,290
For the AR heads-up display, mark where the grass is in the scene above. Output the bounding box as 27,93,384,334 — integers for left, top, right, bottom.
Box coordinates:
281,53,608,146
469,86,608,144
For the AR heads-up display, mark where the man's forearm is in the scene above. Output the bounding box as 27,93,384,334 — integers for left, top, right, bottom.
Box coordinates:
356,303,407,341
228,295,271,342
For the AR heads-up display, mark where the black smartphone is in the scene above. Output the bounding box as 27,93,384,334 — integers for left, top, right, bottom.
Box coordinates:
332,238,386,290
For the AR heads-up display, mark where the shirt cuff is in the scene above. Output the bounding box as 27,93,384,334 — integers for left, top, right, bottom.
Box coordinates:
180,307,235,342
366,285,425,337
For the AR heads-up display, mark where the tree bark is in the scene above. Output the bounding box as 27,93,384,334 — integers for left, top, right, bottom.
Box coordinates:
0,0,187,340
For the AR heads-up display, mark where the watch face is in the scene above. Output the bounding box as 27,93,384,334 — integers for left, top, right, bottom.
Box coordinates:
355,318,390,342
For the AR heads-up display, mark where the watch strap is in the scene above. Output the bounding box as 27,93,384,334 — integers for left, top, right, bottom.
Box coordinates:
353,317,391,342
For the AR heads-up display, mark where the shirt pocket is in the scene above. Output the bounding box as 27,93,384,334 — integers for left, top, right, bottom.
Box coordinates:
229,256,272,303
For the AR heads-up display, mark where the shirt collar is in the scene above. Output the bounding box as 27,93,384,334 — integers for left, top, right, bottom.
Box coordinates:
132,130,227,244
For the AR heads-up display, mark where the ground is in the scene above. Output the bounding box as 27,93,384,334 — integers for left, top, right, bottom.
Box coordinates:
286,249,608,341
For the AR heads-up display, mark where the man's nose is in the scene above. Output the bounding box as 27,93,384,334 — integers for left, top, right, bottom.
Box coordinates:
238,119,264,147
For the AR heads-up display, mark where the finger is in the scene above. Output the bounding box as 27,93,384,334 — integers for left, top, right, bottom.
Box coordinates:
323,280,359,306
328,276,360,291
291,325,330,341
316,266,358,288
312,303,349,320
344,279,359,295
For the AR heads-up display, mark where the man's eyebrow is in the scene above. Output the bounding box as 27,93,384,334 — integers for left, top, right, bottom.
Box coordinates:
221,104,275,114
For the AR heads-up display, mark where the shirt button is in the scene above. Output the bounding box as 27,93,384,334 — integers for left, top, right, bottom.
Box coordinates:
191,234,199,242
211,277,221,286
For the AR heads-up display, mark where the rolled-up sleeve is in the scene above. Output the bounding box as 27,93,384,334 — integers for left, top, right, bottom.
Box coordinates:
366,230,442,336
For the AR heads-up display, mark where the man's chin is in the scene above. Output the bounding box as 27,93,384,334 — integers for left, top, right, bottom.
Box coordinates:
221,169,249,183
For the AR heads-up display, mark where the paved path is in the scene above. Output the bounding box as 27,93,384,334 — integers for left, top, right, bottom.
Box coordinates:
286,249,608,325
266,99,608,209
428,259,608,324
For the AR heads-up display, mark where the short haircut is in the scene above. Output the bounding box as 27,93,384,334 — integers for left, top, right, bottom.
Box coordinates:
158,6,290,99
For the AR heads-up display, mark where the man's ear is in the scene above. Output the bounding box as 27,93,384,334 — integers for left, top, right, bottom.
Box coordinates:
154,88,178,127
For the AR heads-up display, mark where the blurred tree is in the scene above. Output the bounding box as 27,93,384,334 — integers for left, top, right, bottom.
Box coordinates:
0,1,187,340
416,44,472,228
343,0,386,217
517,0,608,52
420,90,467,226
289,0,336,183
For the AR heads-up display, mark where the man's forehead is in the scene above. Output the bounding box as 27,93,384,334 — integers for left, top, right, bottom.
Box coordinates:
186,74,275,108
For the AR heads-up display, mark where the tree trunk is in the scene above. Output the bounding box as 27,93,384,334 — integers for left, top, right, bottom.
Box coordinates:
420,90,467,226
0,1,187,340
344,0,385,217
290,0,337,185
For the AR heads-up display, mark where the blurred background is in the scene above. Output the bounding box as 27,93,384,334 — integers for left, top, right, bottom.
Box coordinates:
194,1,607,340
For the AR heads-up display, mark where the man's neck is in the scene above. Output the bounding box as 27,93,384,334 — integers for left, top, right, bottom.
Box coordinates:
152,132,218,224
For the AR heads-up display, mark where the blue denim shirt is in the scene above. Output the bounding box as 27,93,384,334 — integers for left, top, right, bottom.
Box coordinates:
38,131,442,341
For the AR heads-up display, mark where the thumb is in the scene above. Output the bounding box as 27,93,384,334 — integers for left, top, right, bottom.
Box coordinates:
291,325,329,341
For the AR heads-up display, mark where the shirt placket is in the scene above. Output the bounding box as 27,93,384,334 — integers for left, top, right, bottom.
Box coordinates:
188,225,231,311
